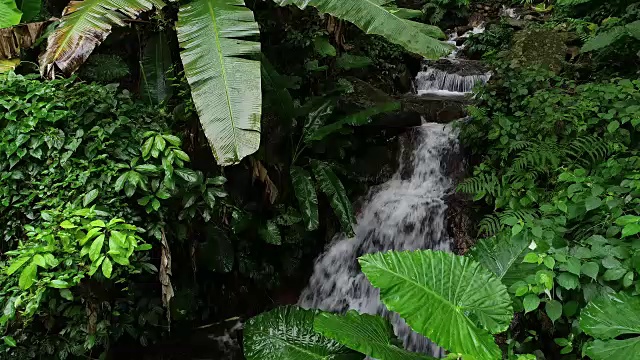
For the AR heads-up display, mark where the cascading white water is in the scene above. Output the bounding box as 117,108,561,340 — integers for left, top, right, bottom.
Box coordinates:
415,67,491,95
415,25,491,97
298,123,458,357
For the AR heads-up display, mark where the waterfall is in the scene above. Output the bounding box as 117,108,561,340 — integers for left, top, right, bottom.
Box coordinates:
298,123,458,357
415,25,491,97
415,67,491,95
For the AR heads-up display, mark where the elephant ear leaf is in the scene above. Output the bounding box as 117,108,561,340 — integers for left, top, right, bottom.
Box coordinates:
177,0,261,166
311,161,356,236
243,305,362,360
39,0,164,78
580,292,640,360
290,166,319,231
314,310,436,360
469,234,535,288
0,0,22,29
360,250,513,360
272,0,452,59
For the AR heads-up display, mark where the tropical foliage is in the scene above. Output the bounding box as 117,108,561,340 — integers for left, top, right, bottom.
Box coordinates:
26,0,451,166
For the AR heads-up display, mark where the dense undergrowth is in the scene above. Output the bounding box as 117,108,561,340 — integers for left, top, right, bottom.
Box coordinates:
2,0,640,359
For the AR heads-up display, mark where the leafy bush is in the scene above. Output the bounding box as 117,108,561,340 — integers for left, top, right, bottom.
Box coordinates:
0,73,227,358
457,56,640,357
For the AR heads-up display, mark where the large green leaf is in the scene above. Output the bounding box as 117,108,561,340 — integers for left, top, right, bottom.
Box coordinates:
311,160,356,236
580,292,640,360
581,26,627,52
314,310,435,360
243,306,362,360
469,234,534,288
273,0,452,59
580,292,640,338
360,250,513,360
141,32,173,104
306,102,400,142
39,0,163,78
16,0,40,22
0,0,21,28
585,339,640,360
177,0,261,166
291,166,319,231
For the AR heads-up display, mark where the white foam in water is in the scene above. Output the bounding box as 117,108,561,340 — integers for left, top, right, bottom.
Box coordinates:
299,123,459,357
415,67,491,95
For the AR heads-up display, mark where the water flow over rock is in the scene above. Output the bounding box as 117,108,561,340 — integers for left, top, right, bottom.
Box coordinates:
299,123,458,357
415,25,491,97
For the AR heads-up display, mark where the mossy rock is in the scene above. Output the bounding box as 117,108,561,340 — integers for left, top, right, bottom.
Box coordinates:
509,29,569,73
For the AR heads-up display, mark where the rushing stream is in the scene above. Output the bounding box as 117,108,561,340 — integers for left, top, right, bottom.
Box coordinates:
298,25,489,357
298,123,457,356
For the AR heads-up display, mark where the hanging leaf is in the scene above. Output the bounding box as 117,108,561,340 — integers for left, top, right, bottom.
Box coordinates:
580,292,640,360
311,160,356,236
336,53,372,70
243,306,361,360
0,0,21,29
39,0,164,78
360,250,513,360
314,310,435,360
261,54,296,120
306,102,400,142
177,0,261,166
290,166,319,231
251,158,278,204
141,32,173,104
0,21,46,59
0,58,19,72
273,0,452,59
16,0,41,23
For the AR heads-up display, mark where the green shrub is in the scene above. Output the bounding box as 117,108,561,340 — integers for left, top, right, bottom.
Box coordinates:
0,73,227,358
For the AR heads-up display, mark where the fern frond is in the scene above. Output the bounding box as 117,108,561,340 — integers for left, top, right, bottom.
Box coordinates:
478,209,539,237
457,172,499,199
510,142,565,173
567,136,611,167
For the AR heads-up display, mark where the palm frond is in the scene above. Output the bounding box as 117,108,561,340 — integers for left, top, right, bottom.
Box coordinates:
177,0,261,166
39,0,163,78
273,0,453,59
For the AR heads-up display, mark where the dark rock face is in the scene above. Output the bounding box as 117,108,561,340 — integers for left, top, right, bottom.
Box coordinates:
442,135,475,255
510,28,570,73
424,59,491,77
396,94,469,123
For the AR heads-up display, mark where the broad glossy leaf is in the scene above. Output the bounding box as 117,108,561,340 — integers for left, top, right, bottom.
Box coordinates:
585,338,640,360
258,220,282,245
290,166,319,231
141,32,173,104
0,0,21,28
360,250,513,360
243,306,361,360
273,0,452,59
312,161,355,236
177,0,261,166
89,234,105,261
582,26,627,52
6,255,31,275
314,310,435,360
18,262,37,289
469,234,530,287
580,292,640,339
39,0,164,78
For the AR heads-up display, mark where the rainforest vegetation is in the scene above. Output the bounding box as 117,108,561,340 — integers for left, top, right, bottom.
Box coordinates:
1,0,640,359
